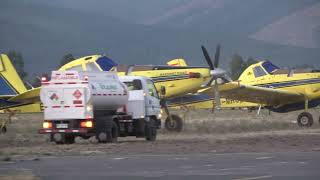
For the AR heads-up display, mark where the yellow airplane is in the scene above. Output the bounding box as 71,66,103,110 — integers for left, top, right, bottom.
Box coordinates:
0,54,42,113
198,47,320,127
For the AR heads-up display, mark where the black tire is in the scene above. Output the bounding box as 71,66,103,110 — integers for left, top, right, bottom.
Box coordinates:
1,126,7,134
106,121,118,143
165,114,183,132
297,112,313,127
145,119,157,141
65,135,75,144
53,133,66,144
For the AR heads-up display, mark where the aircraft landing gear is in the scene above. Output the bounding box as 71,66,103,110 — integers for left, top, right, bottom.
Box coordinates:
297,112,313,127
0,125,7,134
165,114,183,132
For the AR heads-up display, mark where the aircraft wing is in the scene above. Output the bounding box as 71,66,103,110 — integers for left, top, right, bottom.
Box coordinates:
198,82,304,106
7,87,41,103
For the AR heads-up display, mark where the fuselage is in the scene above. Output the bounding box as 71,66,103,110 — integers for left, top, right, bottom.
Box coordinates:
117,66,211,99
59,55,212,99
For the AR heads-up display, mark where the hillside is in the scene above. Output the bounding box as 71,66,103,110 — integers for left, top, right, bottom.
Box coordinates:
0,0,319,75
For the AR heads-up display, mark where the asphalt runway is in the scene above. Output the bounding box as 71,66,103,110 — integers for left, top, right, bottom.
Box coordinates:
1,151,320,180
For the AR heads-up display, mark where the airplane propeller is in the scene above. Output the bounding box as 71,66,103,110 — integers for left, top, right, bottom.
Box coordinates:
201,45,231,110
125,65,135,75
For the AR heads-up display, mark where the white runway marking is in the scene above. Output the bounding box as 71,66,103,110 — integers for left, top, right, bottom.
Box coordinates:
112,157,127,160
233,175,272,180
203,164,214,167
255,157,273,160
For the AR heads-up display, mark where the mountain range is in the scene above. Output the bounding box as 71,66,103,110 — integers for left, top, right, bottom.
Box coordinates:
0,0,319,77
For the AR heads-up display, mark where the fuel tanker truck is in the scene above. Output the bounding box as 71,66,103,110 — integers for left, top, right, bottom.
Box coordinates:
39,71,162,144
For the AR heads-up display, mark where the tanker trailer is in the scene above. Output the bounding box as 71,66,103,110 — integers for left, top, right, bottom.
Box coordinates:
39,71,162,144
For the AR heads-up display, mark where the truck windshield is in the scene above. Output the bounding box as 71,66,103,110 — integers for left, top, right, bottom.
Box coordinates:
123,82,142,91
146,80,159,98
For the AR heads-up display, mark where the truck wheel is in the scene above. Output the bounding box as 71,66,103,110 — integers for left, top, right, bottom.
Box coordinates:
165,114,183,132
106,121,118,143
297,112,313,127
53,133,66,144
97,132,107,143
65,135,75,144
145,119,157,141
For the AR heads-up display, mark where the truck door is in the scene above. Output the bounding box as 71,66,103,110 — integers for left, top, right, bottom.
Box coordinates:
145,79,161,117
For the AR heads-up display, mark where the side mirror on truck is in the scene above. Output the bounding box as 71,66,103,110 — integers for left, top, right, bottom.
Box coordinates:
133,79,142,90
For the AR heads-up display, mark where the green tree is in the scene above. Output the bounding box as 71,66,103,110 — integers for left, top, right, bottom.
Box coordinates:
59,54,75,67
229,55,258,80
245,57,257,67
229,53,246,80
6,50,28,80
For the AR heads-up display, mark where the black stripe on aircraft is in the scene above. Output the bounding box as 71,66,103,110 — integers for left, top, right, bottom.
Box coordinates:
255,78,320,89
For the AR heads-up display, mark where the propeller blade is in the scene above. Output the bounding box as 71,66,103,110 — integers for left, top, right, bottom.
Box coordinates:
201,46,214,70
125,65,135,75
213,44,221,68
213,79,221,109
221,74,232,83
202,76,215,88
287,68,294,77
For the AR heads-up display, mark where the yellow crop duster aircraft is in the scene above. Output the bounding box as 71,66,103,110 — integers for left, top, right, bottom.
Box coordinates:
198,46,320,127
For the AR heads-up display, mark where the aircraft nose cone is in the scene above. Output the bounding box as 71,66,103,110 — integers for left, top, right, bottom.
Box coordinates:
210,68,226,78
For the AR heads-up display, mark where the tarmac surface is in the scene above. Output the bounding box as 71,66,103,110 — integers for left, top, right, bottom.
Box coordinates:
1,151,320,180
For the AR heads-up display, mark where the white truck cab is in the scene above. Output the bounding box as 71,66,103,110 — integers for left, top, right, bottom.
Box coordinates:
39,71,161,144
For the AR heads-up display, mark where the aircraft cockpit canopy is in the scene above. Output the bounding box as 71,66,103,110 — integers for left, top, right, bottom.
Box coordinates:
95,56,118,71
64,56,117,72
261,61,280,74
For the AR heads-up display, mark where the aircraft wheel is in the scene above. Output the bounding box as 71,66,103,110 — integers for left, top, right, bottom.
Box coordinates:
165,114,183,132
297,112,313,127
145,118,157,141
1,126,7,134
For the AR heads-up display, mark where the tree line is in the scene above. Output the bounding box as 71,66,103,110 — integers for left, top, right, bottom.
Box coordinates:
5,50,316,89
6,50,75,88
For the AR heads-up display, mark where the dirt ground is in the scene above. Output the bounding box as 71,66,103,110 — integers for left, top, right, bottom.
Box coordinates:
1,109,320,159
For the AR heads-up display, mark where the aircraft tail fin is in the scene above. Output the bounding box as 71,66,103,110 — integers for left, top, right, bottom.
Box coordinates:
167,59,188,66
0,54,27,97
